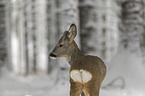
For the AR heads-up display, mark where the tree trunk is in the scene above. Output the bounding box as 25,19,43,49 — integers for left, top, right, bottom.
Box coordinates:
47,0,59,75
10,0,49,75
5,0,11,70
34,0,48,74
79,0,98,55
140,0,145,63
56,0,80,79
0,1,7,68
79,0,119,63
120,0,144,53
23,0,35,74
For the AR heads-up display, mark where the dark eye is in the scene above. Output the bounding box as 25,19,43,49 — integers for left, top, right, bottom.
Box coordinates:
59,44,63,47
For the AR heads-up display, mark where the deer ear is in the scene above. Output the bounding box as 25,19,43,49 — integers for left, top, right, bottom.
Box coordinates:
67,24,77,41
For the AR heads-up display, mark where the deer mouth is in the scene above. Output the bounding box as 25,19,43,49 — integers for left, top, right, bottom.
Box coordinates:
49,53,57,59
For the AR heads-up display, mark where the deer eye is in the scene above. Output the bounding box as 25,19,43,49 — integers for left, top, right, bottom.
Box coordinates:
59,44,63,47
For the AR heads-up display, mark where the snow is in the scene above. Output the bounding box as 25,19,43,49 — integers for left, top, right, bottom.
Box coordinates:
0,64,145,96
0,48,145,96
0,66,69,96
105,49,145,88
101,88,145,96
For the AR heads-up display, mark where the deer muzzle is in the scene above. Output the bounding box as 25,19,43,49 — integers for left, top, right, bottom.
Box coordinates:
49,53,57,59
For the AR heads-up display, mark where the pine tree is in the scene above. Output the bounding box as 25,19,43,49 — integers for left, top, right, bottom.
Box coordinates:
0,2,7,67
105,0,145,88
79,0,119,63
120,0,144,54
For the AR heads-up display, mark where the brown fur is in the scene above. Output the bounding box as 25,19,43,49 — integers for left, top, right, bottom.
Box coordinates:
70,56,106,96
49,24,106,96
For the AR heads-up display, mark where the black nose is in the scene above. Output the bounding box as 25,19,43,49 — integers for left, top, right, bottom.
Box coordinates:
49,53,57,57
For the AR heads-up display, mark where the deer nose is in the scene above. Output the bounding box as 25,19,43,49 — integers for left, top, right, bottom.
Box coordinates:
49,53,57,58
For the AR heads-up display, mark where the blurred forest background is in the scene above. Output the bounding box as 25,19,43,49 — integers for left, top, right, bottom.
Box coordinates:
0,0,145,95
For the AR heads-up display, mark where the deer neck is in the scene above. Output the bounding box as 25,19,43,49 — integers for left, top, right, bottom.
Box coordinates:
67,41,84,65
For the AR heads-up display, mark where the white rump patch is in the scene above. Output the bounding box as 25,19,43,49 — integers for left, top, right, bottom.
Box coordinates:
70,69,92,83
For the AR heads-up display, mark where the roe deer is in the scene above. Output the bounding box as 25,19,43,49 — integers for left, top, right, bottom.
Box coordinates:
49,24,106,96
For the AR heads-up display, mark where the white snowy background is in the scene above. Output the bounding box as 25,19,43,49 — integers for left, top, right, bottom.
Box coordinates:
0,0,145,96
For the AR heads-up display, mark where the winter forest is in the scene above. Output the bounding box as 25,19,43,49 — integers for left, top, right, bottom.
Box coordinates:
0,0,145,96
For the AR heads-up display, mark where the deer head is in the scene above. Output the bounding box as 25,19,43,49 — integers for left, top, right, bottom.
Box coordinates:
49,24,77,59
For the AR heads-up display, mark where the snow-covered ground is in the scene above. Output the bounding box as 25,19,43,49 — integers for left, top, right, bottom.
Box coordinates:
0,49,145,96
0,67,145,96
0,68,66,96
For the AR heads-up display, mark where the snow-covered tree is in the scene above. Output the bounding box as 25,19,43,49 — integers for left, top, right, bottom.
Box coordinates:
55,0,80,80
79,0,98,55
5,0,11,70
96,0,119,63
120,0,144,53
10,0,26,75
0,1,7,68
24,0,35,74
47,0,59,74
34,0,48,74
79,0,119,64
140,0,145,63
105,0,145,88
10,0,49,75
